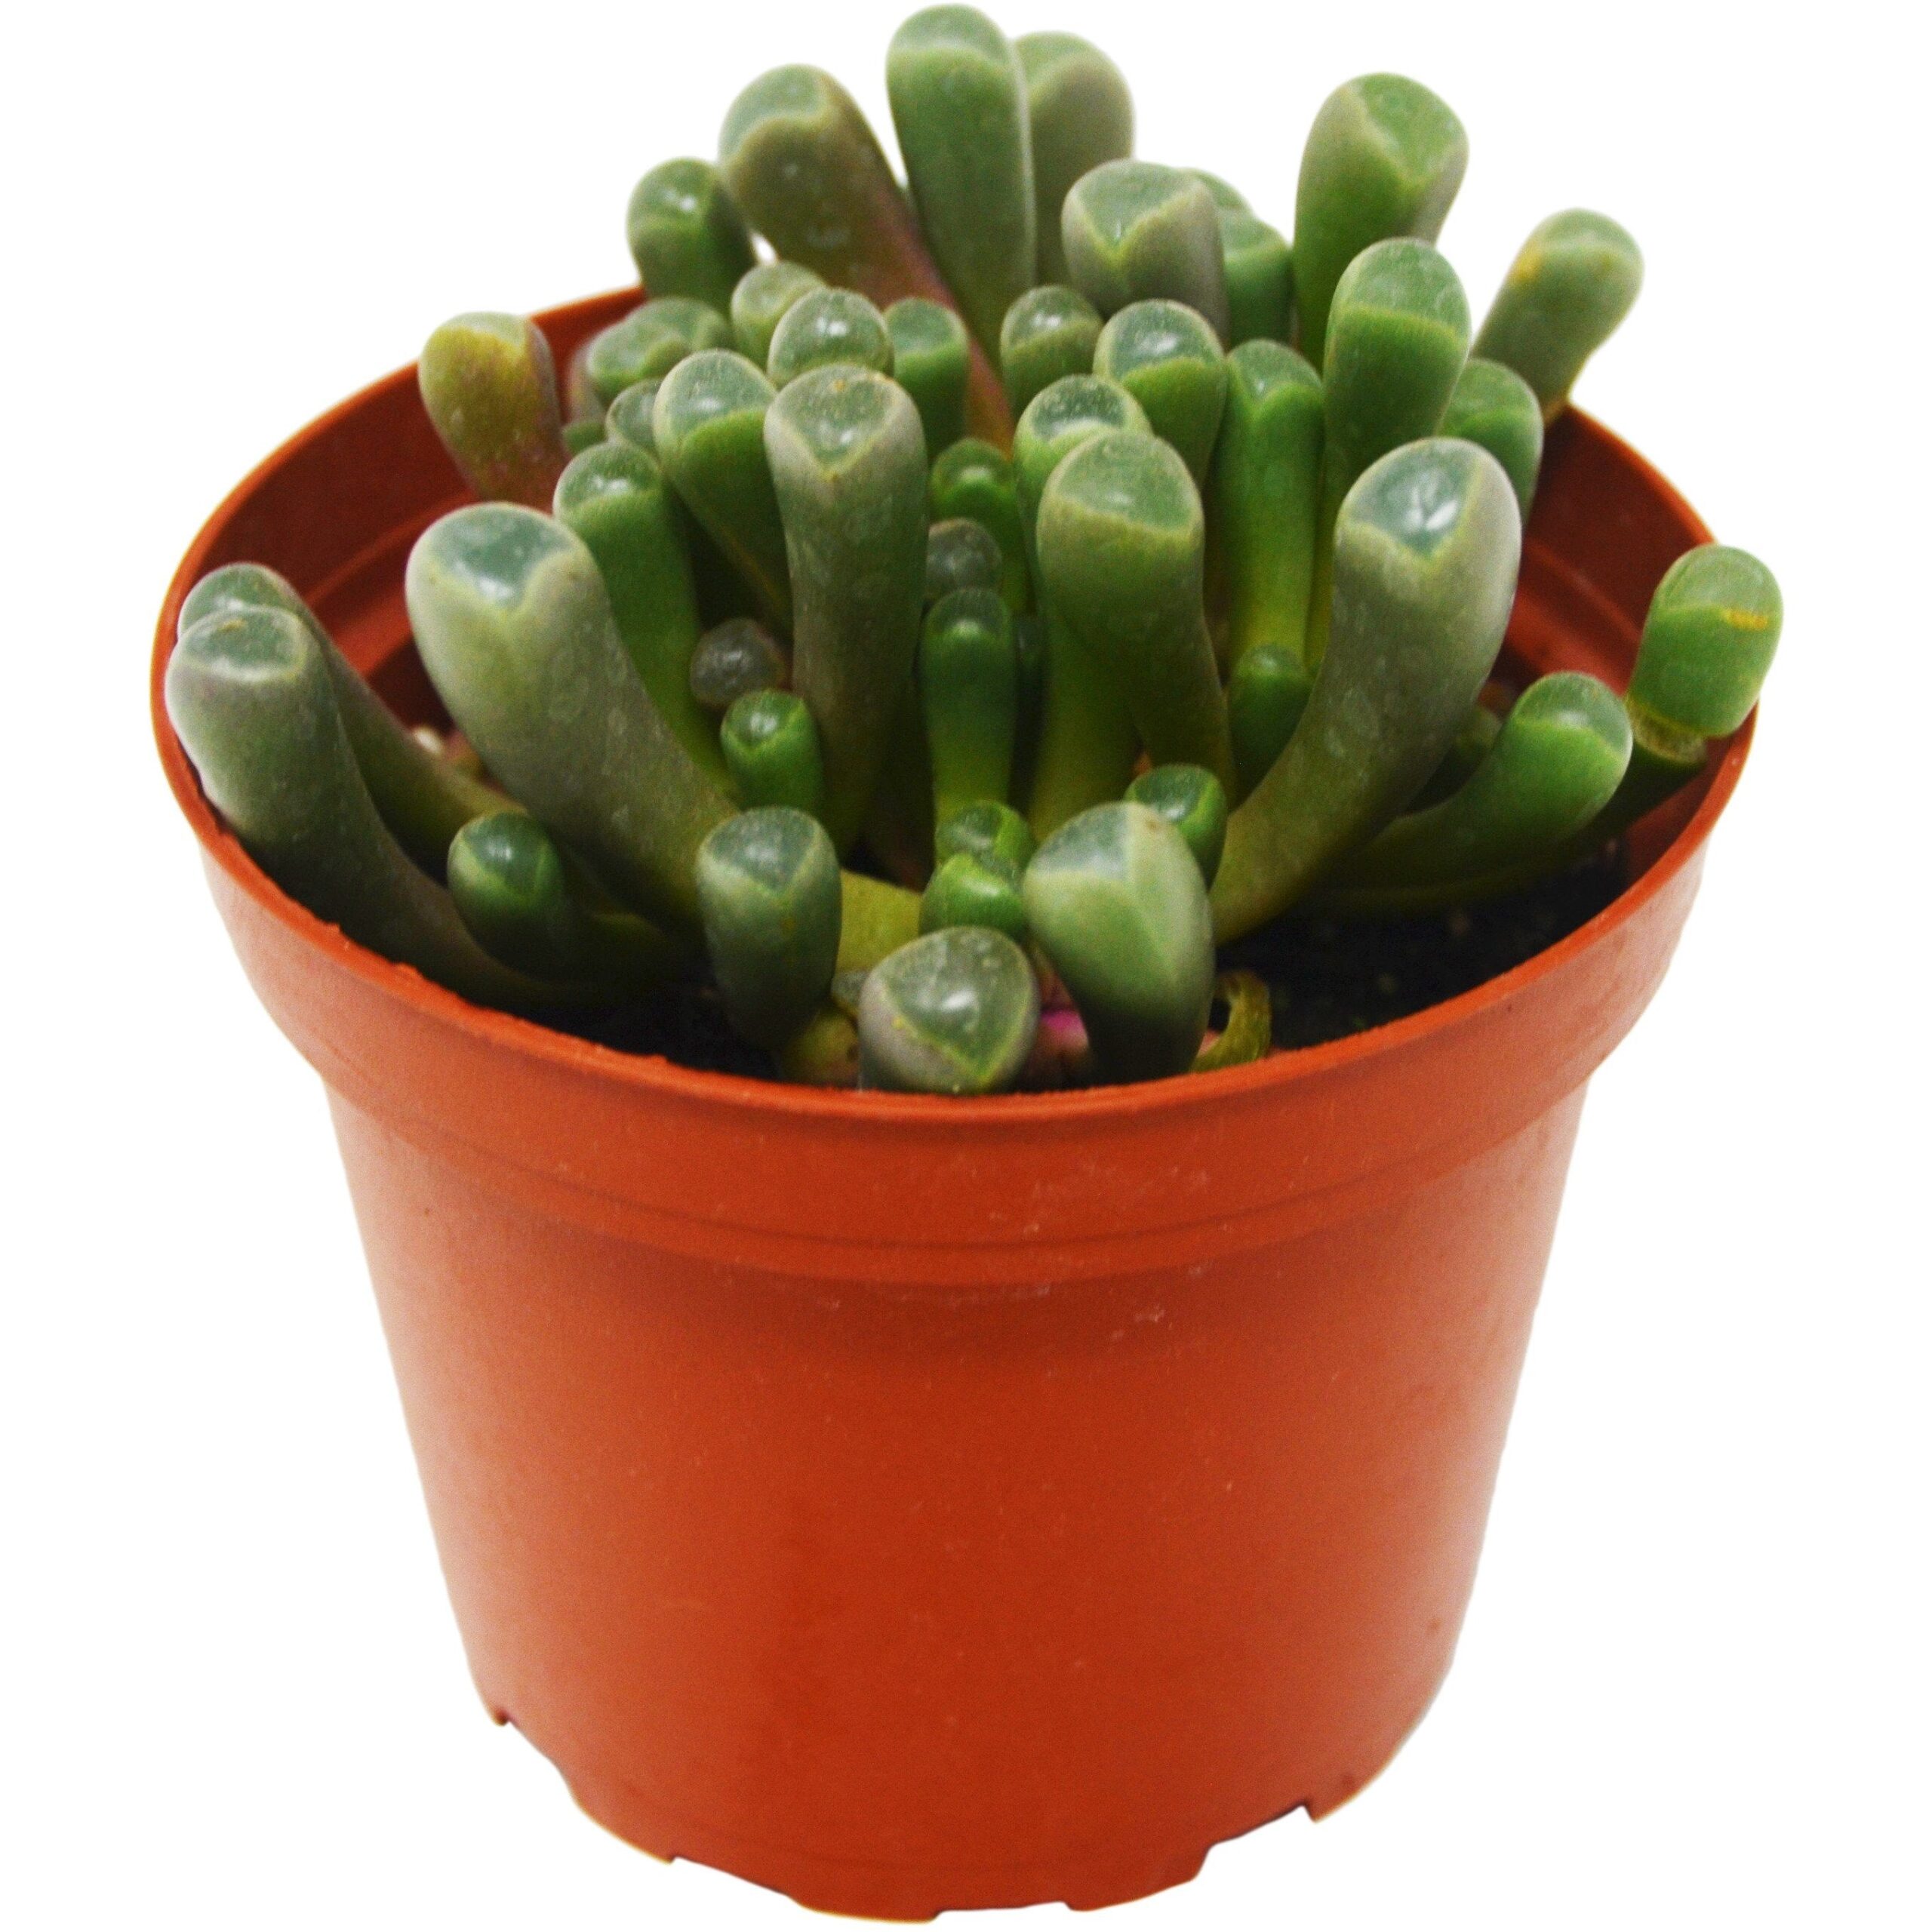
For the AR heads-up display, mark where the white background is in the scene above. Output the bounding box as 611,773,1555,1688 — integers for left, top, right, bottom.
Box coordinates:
5,2,1926,1925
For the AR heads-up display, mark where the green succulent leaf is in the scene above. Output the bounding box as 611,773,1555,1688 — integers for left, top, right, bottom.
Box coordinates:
884,297,971,454
1319,671,1632,912
920,586,1018,823
696,805,842,1048
728,259,825,371
1061,159,1229,343
586,298,732,409
887,6,1037,362
1219,211,1294,347
767,286,895,385
721,689,826,817
1036,429,1234,789
1474,210,1643,420
924,516,1006,604
765,366,929,854
688,617,789,717
1292,73,1468,368
552,440,724,787
448,811,682,987
934,798,1037,875
927,437,1029,611
1227,643,1313,801
177,563,504,878
1023,800,1216,1083
405,503,734,931
419,312,569,509
1441,357,1544,521
1016,32,1134,285
1091,297,1229,484
857,925,1040,1094
1212,438,1522,940
1210,340,1325,675
651,349,793,631
167,606,555,1007
626,158,758,315
920,850,1029,944
1128,764,1229,888
1011,375,1152,833
999,284,1103,420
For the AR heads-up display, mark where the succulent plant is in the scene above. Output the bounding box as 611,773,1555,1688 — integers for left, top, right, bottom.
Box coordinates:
171,9,1780,1101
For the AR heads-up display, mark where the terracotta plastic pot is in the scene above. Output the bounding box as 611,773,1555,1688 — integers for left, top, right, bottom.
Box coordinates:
155,289,1751,1921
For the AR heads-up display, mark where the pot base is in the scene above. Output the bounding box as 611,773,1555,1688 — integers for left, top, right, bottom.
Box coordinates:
551,1708,1423,1920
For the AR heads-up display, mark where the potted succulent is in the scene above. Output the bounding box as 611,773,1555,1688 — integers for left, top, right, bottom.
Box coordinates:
155,7,1780,1918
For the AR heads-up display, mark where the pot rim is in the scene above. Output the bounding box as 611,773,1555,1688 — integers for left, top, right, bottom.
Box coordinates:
152,297,1751,1130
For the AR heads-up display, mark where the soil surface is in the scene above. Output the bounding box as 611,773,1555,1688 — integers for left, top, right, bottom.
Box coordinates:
540,848,1627,1081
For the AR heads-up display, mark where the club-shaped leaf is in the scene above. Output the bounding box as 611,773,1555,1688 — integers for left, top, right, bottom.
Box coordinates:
696,806,841,1048
1036,429,1234,790
1441,356,1544,521
448,811,683,986
1598,543,1783,829
1318,671,1632,912
857,926,1040,1094
689,617,789,716
626,158,758,313
720,688,826,817
921,851,1029,944
838,869,923,972
1211,438,1521,940
928,438,1029,611
884,298,970,454
1220,211,1294,347
934,798,1037,875
1474,210,1643,421
1307,237,1470,662
924,517,1006,604
1292,73,1468,368
604,379,661,454
765,366,928,854
920,586,1018,823
999,284,1101,420
1062,160,1229,343
1012,377,1151,833
1322,238,1470,506
718,64,1008,443
405,504,734,931
1209,340,1324,673
1016,32,1134,285
552,441,726,789
1023,801,1215,1083
652,349,793,630
562,418,606,455
177,563,504,878
1227,643,1312,800
887,7,1036,362
729,259,825,370
767,286,895,385
1127,763,1228,887
1091,298,1229,484
419,312,569,509
586,298,733,409
166,607,552,1007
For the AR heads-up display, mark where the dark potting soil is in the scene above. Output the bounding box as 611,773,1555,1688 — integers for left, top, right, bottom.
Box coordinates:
537,846,1627,1080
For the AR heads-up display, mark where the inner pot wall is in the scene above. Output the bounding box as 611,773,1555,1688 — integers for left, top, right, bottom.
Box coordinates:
154,289,1749,1920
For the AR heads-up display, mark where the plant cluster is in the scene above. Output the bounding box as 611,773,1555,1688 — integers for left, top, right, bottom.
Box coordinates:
167,8,1782,1095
